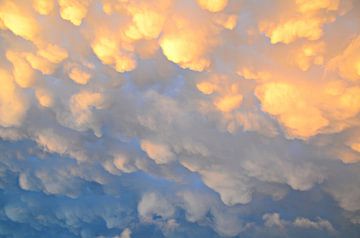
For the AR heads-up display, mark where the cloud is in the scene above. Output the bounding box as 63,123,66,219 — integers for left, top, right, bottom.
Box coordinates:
119,228,132,238
138,192,175,223
140,140,174,164
196,0,229,13
328,35,360,81
58,0,91,26
0,69,28,127
263,212,335,234
258,0,349,44
32,0,55,15
293,217,335,232
263,213,287,229
159,15,215,71
0,0,359,237
0,1,40,42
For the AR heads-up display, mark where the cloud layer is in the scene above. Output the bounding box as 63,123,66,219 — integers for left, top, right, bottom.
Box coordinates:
0,0,359,237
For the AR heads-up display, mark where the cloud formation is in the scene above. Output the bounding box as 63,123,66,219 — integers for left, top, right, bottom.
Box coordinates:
0,0,359,237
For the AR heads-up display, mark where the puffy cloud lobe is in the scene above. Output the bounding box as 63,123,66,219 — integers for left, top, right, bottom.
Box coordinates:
118,228,132,238
159,25,212,71
196,0,228,12
68,66,91,85
214,94,243,112
293,217,335,232
140,140,174,164
112,154,136,173
37,44,68,64
263,212,335,233
255,82,329,138
68,91,106,136
263,213,286,229
6,51,36,88
159,8,231,71
199,170,252,205
58,0,91,26
329,36,360,81
295,0,340,13
260,17,325,44
252,76,360,140
179,191,212,222
138,192,175,222
259,0,348,44
91,36,136,73
32,0,54,15
0,69,28,127
291,41,325,71
24,52,57,75
125,8,165,41
0,1,40,42
197,75,244,113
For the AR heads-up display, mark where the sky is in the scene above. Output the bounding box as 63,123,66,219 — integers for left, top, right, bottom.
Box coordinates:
0,0,360,237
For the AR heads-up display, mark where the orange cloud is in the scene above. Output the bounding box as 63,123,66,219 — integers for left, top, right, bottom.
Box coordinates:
125,8,165,40
32,0,54,15
295,0,340,13
196,0,228,13
260,17,325,44
255,82,329,138
259,0,347,44
68,66,91,85
160,14,217,71
0,1,40,42
197,75,243,113
35,88,54,108
291,42,325,71
6,51,36,88
140,140,174,164
91,35,136,72
58,0,91,26
0,69,28,127
328,36,360,81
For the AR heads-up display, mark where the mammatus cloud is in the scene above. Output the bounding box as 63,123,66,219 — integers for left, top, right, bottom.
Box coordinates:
0,0,359,237
263,212,335,233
